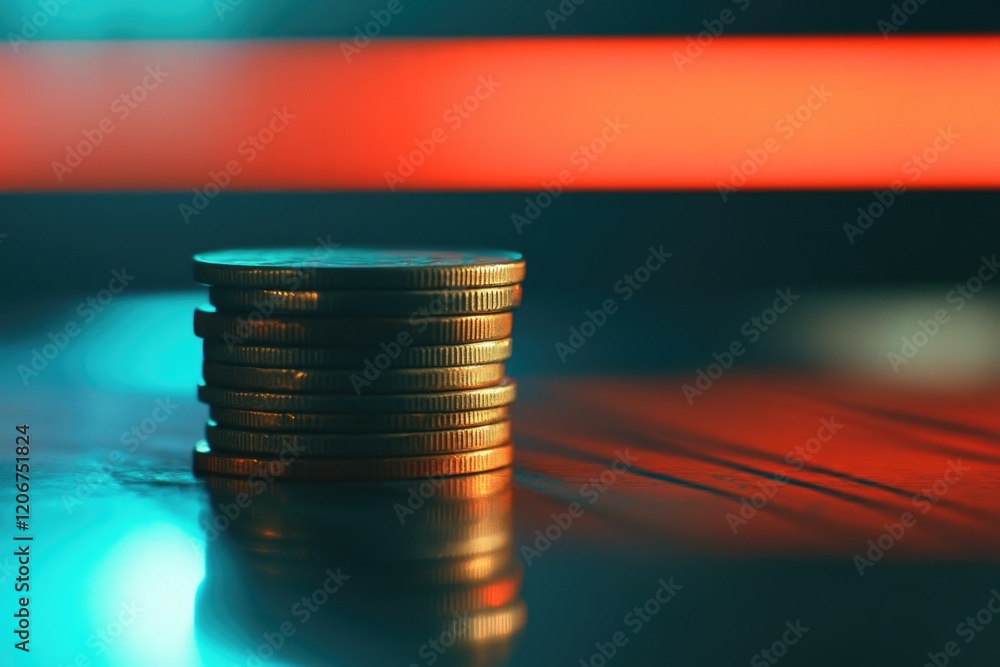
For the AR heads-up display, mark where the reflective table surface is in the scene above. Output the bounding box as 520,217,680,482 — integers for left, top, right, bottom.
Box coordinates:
2,294,999,666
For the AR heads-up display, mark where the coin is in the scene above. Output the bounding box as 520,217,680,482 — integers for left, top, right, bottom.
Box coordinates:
193,248,525,289
208,285,522,316
203,339,513,369
208,406,510,432
194,306,512,346
192,441,514,480
202,363,505,394
197,378,516,413
203,467,514,505
206,420,511,457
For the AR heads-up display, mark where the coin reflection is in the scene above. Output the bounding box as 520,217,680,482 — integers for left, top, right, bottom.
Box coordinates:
195,467,524,666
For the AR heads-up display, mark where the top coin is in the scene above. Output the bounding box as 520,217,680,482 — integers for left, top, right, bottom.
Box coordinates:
193,248,526,290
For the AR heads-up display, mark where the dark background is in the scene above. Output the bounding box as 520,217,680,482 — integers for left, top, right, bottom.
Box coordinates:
3,191,997,376
1,192,996,298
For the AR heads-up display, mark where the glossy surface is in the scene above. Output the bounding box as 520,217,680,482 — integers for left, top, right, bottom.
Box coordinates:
3,295,999,665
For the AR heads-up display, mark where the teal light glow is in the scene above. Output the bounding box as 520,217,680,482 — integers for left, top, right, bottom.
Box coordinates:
92,521,206,666
83,292,203,395
6,0,219,37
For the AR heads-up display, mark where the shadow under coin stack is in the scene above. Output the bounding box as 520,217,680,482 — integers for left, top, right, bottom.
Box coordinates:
190,248,524,480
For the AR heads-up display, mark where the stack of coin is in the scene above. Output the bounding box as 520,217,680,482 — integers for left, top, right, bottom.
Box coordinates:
190,248,525,480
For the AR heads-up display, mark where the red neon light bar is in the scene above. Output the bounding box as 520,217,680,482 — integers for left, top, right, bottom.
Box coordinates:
1,37,998,191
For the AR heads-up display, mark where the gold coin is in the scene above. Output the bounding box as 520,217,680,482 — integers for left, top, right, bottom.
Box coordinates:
203,338,513,369
202,466,513,502
201,363,505,394
192,441,514,480
208,406,510,432
193,248,525,289
208,285,522,316
204,338,511,369
197,378,516,414
194,306,513,346
205,420,511,457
